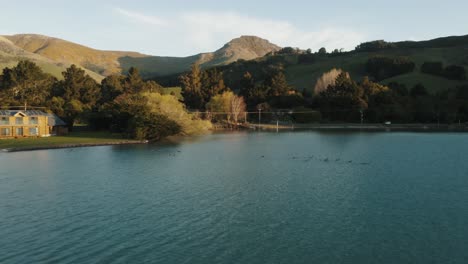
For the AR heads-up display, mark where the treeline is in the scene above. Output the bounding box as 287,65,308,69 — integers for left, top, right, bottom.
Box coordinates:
177,59,468,124
421,62,466,80
313,70,468,123
3,60,468,133
355,35,468,52
0,61,211,141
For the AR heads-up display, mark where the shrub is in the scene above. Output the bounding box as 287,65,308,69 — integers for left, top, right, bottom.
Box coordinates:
366,56,415,81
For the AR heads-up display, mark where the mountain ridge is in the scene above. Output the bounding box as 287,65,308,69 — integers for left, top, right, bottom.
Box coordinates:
0,34,281,79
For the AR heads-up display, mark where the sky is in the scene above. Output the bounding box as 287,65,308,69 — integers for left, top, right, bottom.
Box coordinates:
1,0,468,57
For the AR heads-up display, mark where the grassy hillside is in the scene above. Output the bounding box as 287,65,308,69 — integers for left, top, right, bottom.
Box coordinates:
0,35,105,81
5,34,147,76
206,37,468,94
2,34,279,80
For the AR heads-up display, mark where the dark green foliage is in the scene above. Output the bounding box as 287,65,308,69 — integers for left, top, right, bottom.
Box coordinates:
456,85,468,100
266,71,291,97
388,82,409,96
318,47,327,55
0,60,56,106
298,53,317,64
180,64,228,110
355,40,396,52
443,65,466,80
277,47,299,55
51,65,101,128
100,74,126,104
421,62,466,80
239,72,255,98
410,83,428,97
269,94,305,108
180,63,203,109
356,35,468,52
292,107,321,123
421,61,444,76
200,68,228,104
317,72,367,121
366,56,415,81
130,113,181,142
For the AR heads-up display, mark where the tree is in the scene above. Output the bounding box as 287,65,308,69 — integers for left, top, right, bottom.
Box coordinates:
444,65,466,80
318,47,327,55
109,92,211,138
52,65,100,128
200,68,227,103
421,61,444,76
230,95,247,124
0,60,55,106
361,76,389,101
267,71,291,96
410,83,428,97
206,91,246,124
124,67,145,93
314,68,347,95
355,40,396,52
239,72,255,98
180,63,203,109
317,72,367,121
130,113,181,141
100,74,126,104
366,56,415,81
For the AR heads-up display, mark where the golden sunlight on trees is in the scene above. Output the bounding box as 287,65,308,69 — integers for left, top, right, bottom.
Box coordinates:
314,68,348,95
206,91,246,124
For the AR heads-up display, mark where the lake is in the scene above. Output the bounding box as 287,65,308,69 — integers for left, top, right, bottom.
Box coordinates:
1,131,468,263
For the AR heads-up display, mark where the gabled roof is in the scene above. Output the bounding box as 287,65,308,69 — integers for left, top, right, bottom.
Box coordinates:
47,114,67,126
0,110,48,116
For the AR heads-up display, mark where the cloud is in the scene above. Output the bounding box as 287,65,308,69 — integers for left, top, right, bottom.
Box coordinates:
114,8,367,55
114,7,167,26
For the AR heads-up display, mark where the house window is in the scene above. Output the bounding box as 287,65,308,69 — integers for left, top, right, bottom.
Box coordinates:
29,127,38,136
30,117,39,125
16,117,24,125
0,117,8,125
16,127,23,136
0,128,10,136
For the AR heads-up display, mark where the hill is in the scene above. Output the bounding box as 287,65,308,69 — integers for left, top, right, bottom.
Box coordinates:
2,33,468,93
180,35,468,94
0,35,107,81
118,36,280,77
1,34,280,79
5,34,147,76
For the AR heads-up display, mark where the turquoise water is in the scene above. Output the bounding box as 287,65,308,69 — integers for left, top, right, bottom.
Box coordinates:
1,131,468,263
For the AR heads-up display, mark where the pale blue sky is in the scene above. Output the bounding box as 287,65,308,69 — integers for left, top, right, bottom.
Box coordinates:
2,0,467,56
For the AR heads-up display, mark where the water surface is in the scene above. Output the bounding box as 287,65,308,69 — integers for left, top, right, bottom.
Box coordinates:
1,131,468,263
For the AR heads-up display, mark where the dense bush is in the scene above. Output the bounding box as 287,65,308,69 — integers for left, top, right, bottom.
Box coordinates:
130,113,181,141
421,62,444,75
444,65,466,80
366,56,415,81
355,40,397,52
421,61,466,80
292,107,321,123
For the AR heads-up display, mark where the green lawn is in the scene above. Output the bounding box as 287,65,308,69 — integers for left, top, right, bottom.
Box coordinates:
0,131,140,150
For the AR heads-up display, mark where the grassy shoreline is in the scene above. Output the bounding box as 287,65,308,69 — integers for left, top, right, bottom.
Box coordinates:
2,124,468,152
0,131,147,152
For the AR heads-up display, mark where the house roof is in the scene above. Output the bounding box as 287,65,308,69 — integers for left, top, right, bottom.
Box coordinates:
47,114,67,126
0,110,48,116
0,110,67,126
